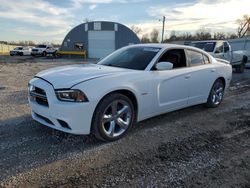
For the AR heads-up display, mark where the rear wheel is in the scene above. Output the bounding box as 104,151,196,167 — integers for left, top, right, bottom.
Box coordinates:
206,79,225,108
92,93,135,141
19,52,23,56
235,63,245,73
235,56,247,73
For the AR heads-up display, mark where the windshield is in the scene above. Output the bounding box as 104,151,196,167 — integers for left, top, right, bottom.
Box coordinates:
192,42,216,52
35,45,47,48
14,47,23,50
98,46,161,70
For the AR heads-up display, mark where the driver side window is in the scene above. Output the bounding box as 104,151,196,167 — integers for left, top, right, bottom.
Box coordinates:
156,49,187,69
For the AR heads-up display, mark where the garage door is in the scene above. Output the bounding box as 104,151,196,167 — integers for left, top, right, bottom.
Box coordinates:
88,31,115,59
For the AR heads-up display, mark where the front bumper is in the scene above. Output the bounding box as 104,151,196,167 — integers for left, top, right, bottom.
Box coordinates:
10,51,19,55
28,78,97,135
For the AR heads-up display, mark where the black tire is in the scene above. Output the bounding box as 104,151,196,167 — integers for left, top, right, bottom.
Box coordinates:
19,52,23,56
53,51,57,57
91,93,135,141
42,51,47,57
235,63,245,73
206,79,225,108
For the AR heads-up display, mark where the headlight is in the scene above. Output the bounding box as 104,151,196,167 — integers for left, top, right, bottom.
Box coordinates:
55,89,88,102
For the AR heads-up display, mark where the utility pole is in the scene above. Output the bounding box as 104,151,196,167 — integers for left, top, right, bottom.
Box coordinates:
161,16,166,43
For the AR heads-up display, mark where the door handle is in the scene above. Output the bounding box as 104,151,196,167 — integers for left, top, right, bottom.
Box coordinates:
185,74,191,79
211,69,216,72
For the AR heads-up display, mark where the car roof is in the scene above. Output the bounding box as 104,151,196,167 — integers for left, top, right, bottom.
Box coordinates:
129,43,207,53
191,40,225,43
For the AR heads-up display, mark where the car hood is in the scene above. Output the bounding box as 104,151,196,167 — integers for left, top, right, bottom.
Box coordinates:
35,64,131,89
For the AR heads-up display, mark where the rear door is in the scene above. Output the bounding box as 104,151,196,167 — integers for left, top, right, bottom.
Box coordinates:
185,49,216,105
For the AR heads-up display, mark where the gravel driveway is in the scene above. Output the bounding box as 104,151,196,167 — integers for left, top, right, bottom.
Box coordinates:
0,59,250,187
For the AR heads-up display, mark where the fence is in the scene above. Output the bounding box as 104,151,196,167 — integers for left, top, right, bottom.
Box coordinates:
0,44,19,54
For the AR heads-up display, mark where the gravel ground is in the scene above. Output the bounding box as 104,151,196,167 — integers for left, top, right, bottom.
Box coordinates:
0,57,250,187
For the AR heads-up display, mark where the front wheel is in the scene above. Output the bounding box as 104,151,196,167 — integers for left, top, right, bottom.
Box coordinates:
206,79,225,108
91,93,135,141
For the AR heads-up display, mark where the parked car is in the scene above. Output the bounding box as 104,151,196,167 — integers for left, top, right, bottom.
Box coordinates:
28,44,232,141
45,46,58,57
31,44,52,56
10,46,31,56
189,40,249,73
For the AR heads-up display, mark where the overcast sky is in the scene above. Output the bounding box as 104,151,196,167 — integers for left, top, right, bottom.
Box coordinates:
0,0,249,44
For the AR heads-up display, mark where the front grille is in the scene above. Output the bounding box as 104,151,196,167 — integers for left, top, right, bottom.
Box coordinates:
30,86,49,107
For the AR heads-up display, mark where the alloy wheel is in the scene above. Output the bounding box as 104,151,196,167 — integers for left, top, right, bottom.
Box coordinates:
101,100,132,138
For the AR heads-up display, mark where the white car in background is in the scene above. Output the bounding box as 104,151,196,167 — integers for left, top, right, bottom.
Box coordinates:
10,46,32,56
45,46,58,57
31,44,52,56
28,44,232,141
190,40,249,73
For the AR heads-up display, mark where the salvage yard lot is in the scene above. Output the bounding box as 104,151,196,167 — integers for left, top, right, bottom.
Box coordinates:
1,56,250,187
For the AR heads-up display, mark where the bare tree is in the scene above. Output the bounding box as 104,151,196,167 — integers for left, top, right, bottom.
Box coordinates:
226,32,238,39
195,27,212,40
237,15,250,38
213,32,226,40
169,30,177,41
8,40,36,46
150,29,159,43
83,18,92,23
141,34,150,43
131,25,142,35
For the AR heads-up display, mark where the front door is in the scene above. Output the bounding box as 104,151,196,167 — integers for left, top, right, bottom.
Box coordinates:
153,69,190,112
151,49,190,113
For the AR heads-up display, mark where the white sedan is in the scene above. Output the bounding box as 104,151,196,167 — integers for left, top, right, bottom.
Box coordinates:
10,46,31,56
28,44,232,141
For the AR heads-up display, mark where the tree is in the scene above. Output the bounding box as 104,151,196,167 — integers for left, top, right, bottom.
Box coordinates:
237,15,250,38
169,30,177,41
141,34,150,43
131,25,142,35
226,32,238,39
150,29,159,43
195,27,212,40
83,18,92,23
213,32,226,40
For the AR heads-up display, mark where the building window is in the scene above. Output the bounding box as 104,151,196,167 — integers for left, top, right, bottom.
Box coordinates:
85,24,88,31
94,22,101,30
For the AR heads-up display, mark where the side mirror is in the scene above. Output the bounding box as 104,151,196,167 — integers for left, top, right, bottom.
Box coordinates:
155,62,173,71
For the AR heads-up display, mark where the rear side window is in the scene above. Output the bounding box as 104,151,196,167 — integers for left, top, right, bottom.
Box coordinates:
186,50,204,66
